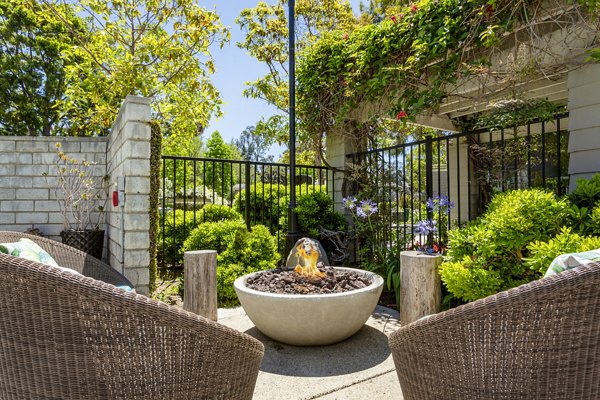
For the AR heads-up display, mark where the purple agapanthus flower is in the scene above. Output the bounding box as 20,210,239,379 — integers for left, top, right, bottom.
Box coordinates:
426,195,455,214
356,199,378,219
438,195,455,212
416,219,437,236
342,196,357,211
426,197,435,211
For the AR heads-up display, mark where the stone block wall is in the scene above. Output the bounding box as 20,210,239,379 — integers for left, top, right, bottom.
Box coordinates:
106,96,152,294
0,136,108,239
0,96,152,294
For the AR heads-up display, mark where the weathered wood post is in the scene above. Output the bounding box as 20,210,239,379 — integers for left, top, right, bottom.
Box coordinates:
400,251,442,325
184,250,218,321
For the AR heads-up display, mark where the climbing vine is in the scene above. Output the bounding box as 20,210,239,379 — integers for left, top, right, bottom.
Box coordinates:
296,0,600,144
148,120,162,293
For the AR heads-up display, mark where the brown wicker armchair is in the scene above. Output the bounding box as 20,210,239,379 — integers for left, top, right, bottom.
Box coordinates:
389,262,600,400
0,249,264,399
0,231,132,287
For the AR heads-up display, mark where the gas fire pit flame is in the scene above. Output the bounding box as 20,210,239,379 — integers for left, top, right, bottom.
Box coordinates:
292,238,326,279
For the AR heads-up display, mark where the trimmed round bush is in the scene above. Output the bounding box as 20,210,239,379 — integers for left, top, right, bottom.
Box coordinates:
525,227,600,275
440,189,569,302
158,206,242,267
182,220,279,306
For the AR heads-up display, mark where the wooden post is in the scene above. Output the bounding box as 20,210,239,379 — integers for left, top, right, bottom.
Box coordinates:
400,251,442,325
184,250,218,321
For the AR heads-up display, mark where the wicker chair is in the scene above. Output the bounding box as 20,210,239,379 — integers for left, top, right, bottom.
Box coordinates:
0,231,132,287
388,262,600,400
0,240,265,399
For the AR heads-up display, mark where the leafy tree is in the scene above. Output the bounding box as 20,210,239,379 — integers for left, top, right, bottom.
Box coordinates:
233,125,274,162
44,0,228,149
0,0,86,136
236,0,357,152
204,131,240,197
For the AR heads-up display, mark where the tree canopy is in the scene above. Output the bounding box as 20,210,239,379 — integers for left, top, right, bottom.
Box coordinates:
2,0,228,147
0,0,86,135
47,0,229,145
233,125,274,162
236,0,358,160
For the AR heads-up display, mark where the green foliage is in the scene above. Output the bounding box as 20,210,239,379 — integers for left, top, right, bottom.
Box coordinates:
284,191,346,239
524,227,600,275
440,189,569,302
47,0,228,143
158,206,242,267
200,204,243,223
233,125,275,162
204,131,241,196
362,244,401,307
236,0,357,148
0,0,86,136
297,0,502,137
568,173,600,209
233,183,288,231
182,221,279,306
148,120,162,292
151,277,183,305
472,99,564,131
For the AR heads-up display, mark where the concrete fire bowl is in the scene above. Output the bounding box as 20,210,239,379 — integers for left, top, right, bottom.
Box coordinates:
234,267,384,346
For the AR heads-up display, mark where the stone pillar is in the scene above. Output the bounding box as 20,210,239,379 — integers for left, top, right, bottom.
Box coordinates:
400,251,442,325
106,95,152,294
567,64,600,191
325,123,366,214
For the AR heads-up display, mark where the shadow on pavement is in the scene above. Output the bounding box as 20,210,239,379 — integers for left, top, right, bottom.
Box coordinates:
245,324,392,377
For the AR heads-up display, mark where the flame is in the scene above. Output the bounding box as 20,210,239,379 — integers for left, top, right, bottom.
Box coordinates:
293,239,326,279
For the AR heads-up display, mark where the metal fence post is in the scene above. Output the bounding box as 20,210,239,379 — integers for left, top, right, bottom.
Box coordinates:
425,136,434,245
245,161,251,230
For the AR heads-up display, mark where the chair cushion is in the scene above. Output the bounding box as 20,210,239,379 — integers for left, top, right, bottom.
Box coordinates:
0,238,82,275
545,248,600,277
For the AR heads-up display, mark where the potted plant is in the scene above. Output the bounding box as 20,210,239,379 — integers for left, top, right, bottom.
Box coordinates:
44,143,109,259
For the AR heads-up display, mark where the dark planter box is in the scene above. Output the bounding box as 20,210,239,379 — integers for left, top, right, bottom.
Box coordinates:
60,230,105,260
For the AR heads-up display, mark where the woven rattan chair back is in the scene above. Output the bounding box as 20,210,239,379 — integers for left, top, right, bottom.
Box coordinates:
0,254,264,399
0,231,132,287
389,263,600,400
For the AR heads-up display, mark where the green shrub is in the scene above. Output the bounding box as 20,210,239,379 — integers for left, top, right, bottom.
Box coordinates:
566,174,600,235
158,206,242,267
199,204,243,223
568,173,600,209
524,227,600,274
278,190,346,261
440,189,569,302
233,183,287,231
158,210,198,266
279,190,346,237
182,220,279,306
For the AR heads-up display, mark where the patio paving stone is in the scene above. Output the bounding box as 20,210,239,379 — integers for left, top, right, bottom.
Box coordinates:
218,305,404,400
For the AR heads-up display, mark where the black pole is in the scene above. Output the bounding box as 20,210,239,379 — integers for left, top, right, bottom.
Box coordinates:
425,136,434,246
285,0,301,256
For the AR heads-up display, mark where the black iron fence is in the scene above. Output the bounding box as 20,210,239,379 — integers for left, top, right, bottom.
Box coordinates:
347,113,570,260
159,156,338,273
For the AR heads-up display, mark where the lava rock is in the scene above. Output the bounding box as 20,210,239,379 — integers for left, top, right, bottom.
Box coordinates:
245,267,374,295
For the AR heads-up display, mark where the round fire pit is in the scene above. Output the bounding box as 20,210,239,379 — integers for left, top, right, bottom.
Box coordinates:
234,267,384,346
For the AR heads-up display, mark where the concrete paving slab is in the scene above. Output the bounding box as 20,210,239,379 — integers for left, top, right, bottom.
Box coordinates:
218,305,404,400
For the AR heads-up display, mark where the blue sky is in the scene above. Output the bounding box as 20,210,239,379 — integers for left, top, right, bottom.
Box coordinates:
198,1,362,158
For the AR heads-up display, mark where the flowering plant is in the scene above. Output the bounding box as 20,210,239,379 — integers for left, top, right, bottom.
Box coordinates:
343,196,402,307
43,143,109,231
413,195,455,254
